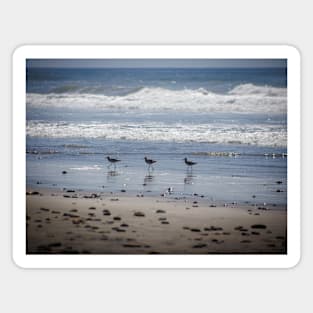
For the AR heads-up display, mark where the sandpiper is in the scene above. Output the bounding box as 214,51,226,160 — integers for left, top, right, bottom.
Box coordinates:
184,157,197,169
144,156,157,170
106,156,121,169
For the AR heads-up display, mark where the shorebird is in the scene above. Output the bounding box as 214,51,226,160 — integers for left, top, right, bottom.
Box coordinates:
184,157,197,170
144,156,157,170
106,156,121,169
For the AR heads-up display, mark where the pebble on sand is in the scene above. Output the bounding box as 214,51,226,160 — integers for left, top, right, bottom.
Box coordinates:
192,244,207,248
234,226,248,232
134,211,145,217
190,228,201,232
112,227,126,232
204,226,223,231
251,224,267,229
156,209,166,214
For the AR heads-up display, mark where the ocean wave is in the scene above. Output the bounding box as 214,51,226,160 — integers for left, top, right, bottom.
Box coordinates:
26,121,287,147
228,83,287,97
26,84,287,114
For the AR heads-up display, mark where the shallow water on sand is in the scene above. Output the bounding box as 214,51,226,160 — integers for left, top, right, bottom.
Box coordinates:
27,139,287,206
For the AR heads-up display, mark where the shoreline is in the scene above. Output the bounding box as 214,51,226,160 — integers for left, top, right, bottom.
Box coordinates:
26,187,287,254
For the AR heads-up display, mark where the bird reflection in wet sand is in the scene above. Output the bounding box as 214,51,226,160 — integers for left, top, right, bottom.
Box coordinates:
184,171,195,185
143,173,154,186
107,170,119,183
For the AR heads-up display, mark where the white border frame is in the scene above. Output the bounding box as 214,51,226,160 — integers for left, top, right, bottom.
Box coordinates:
12,45,300,268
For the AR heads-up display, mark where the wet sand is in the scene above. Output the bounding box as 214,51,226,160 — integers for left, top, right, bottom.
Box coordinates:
26,188,287,254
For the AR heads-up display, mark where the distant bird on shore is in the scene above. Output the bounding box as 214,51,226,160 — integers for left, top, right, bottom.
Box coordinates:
107,156,121,169
144,156,157,170
184,157,197,169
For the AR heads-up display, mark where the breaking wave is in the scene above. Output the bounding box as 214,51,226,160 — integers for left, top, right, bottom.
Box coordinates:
26,84,287,114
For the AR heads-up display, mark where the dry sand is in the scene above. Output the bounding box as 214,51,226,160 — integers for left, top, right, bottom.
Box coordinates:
26,188,287,254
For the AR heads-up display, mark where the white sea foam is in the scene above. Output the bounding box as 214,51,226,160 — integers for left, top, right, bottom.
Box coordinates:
69,165,102,171
27,121,287,147
26,84,287,114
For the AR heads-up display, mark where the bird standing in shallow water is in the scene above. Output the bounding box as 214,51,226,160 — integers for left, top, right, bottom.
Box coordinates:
106,156,121,169
184,157,197,170
144,156,157,171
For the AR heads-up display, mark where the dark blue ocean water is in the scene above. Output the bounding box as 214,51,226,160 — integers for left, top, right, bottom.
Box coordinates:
26,67,287,205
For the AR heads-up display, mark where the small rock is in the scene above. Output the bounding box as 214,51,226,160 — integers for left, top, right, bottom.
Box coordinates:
63,213,79,218
234,226,248,232
251,224,267,229
134,211,145,217
204,226,223,231
241,232,250,236
156,209,166,214
251,231,260,235
27,191,40,195
257,207,267,210
192,244,207,248
112,227,126,232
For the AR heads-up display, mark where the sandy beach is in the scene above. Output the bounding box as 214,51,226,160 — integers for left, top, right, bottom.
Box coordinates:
26,188,287,254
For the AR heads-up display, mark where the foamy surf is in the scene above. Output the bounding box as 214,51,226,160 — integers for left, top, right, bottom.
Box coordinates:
69,165,102,171
26,120,287,147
